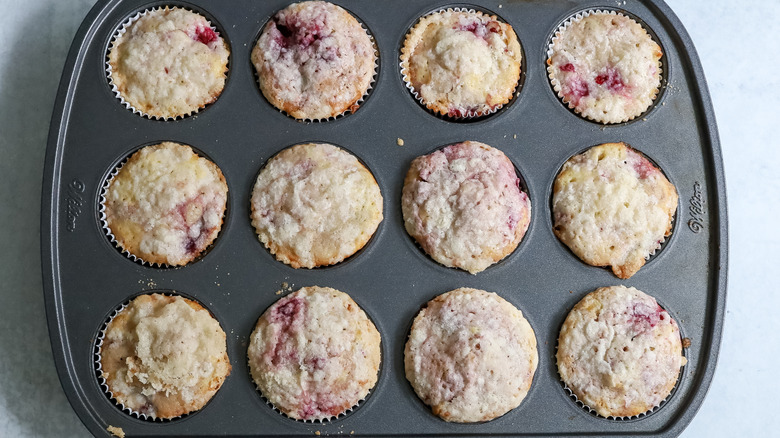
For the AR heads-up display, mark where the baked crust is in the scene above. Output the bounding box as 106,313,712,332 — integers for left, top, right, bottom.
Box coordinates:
252,1,375,120
547,12,662,124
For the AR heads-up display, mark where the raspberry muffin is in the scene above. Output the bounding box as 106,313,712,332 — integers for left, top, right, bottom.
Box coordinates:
250,143,383,268
405,288,538,422
557,286,687,417
247,286,381,421
252,1,375,120
108,7,230,119
400,9,522,118
547,11,663,123
103,142,228,266
98,294,231,419
402,141,531,274
552,142,677,279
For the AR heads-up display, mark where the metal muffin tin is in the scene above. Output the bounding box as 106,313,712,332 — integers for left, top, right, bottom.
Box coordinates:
42,0,727,436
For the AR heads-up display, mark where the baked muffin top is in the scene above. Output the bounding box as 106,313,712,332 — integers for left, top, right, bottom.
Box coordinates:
552,142,677,279
401,9,522,118
247,286,381,421
250,142,383,268
402,141,530,274
405,288,538,422
547,12,662,123
252,1,375,120
104,142,228,266
557,286,686,417
108,7,229,119
99,294,231,419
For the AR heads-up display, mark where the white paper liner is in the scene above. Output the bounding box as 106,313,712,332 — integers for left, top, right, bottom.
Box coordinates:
252,9,379,123
253,387,370,424
106,6,229,121
99,144,227,268
554,300,688,421
94,292,226,421
546,9,663,124
399,7,522,121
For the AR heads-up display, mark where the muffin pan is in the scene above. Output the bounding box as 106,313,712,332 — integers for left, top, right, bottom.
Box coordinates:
43,0,726,436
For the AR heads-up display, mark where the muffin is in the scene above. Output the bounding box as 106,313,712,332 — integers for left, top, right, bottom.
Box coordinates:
250,143,383,268
557,286,687,418
103,142,228,266
402,141,531,274
400,9,522,118
247,286,381,421
98,294,231,419
108,7,230,119
252,1,376,120
552,142,677,279
547,11,662,123
405,288,538,422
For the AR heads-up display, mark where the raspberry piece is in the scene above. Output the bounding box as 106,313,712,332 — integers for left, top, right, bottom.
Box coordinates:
559,63,575,72
633,159,656,179
194,25,218,45
456,20,501,40
268,296,306,366
595,66,625,92
566,77,590,105
629,302,664,335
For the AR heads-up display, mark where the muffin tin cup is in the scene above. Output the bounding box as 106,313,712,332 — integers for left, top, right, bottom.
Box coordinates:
106,5,229,121
546,9,664,125
44,1,726,437
399,6,523,121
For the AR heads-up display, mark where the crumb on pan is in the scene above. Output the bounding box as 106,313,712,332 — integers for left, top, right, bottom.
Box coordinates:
106,425,125,438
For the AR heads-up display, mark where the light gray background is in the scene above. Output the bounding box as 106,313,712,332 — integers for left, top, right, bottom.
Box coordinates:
0,0,776,436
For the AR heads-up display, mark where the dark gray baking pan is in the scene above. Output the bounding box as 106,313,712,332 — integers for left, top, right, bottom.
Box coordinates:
42,0,727,436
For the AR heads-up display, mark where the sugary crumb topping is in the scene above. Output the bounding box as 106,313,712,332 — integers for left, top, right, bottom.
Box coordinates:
105,142,228,266
402,141,530,274
251,143,383,268
247,286,381,421
557,286,687,417
547,12,662,123
405,288,538,422
108,8,230,118
552,142,678,279
252,1,375,120
100,294,230,419
401,10,522,117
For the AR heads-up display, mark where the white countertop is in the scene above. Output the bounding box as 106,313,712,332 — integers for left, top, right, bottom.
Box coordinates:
0,0,776,436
